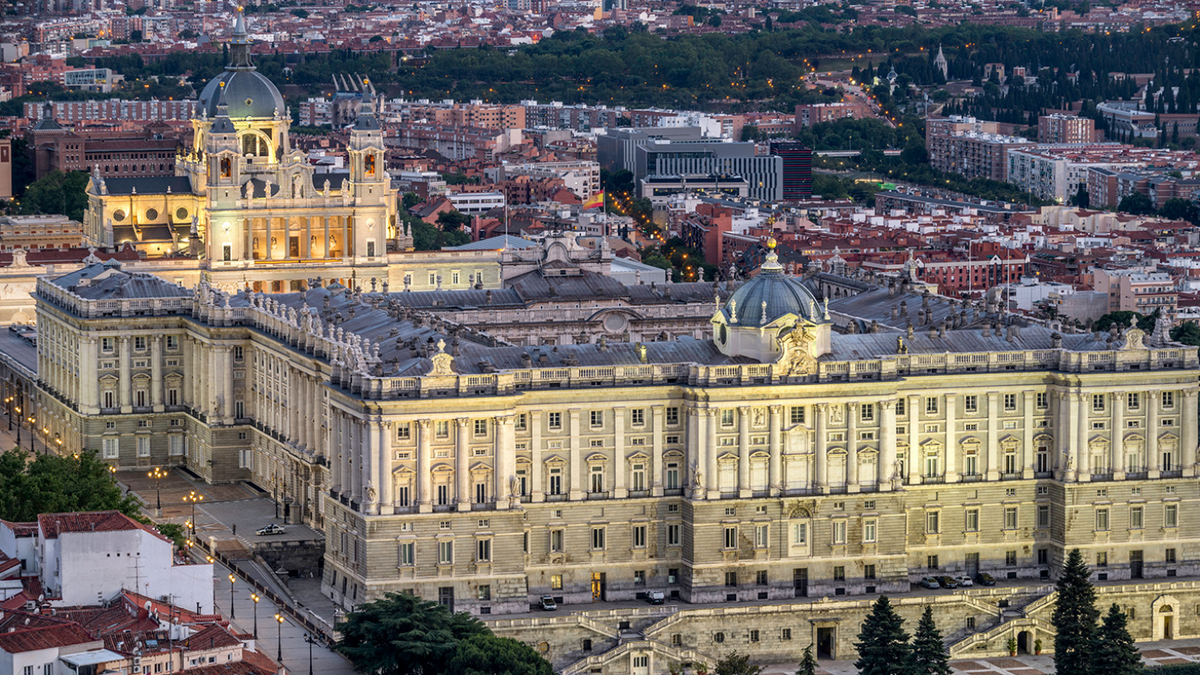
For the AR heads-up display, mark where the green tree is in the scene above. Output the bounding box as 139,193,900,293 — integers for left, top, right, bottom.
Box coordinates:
911,606,951,675
855,596,913,675
290,8,309,17
1072,183,1089,208
437,210,472,232
1091,604,1141,675
1117,191,1154,215
444,635,553,675
0,449,141,522
20,170,90,222
796,645,818,675
1171,322,1200,346
1052,548,1100,675
402,192,422,210
642,253,672,270
1094,311,1154,333
1160,197,1194,222
336,592,489,675
156,522,187,548
713,651,762,675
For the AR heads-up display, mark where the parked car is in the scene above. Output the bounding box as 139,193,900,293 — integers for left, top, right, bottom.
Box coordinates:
645,591,665,605
975,573,997,586
539,596,557,611
936,576,958,589
954,575,974,587
255,524,285,536
919,577,941,589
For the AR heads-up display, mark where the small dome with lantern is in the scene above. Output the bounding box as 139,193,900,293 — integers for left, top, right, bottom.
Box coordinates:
712,238,831,365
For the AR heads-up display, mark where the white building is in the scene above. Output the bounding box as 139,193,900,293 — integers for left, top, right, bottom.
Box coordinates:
448,191,506,215
0,512,212,612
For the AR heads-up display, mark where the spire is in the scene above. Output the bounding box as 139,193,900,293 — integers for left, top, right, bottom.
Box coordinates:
761,237,783,273
228,7,254,70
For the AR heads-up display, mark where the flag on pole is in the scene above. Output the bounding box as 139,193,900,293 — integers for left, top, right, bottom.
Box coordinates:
583,190,606,210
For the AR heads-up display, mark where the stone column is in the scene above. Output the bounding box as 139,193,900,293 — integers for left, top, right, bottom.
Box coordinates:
1077,393,1090,480
364,417,379,514
704,410,718,498
815,403,827,493
568,409,582,500
847,403,859,492
737,406,751,497
80,338,97,413
350,420,363,501
530,411,544,501
1057,390,1071,480
118,337,131,412
908,395,921,484
304,216,312,259
768,405,782,497
1112,393,1125,480
879,400,896,491
944,394,957,482
986,392,999,480
689,408,706,500
265,217,273,261
455,418,470,510
1184,391,1198,477
323,217,330,258
651,406,665,497
613,407,627,499
1023,392,1035,479
329,412,342,494
150,336,163,411
342,217,349,261
495,415,515,510
1148,390,1160,478
378,421,392,514
416,419,432,512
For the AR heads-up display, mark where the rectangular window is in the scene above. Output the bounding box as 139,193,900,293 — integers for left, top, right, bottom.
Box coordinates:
666,407,679,425
547,412,562,430
550,529,563,553
925,397,939,415
137,436,150,457
1093,394,1106,412
1167,548,1177,564
791,522,807,545
1163,391,1175,409
437,484,449,506
1006,550,1017,566
833,566,845,581
438,541,453,565
832,520,846,545
1005,507,1018,530
475,483,487,504
896,398,906,416
476,539,491,563
135,336,147,351
666,463,679,490
102,337,114,352
166,335,178,350
724,526,738,550
790,406,805,425
435,421,449,438
1166,504,1179,528
592,527,605,550
1096,508,1110,531
590,410,603,428
590,466,604,493
514,414,527,431
927,555,939,570
721,409,734,426
550,574,563,590
399,542,414,565
926,511,940,534
1004,393,1017,411
860,403,874,422
397,423,411,440
631,408,645,426
964,395,977,413
474,419,487,436
1097,552,1107,567
1038,504,1050,529
1128,393,1140,410
725,572,737,587
863,519,877,543
1130,506,1143,530
633,525,647,548
755,524,768,548
667,524,680,546
965,508,979,532
548,470,562,495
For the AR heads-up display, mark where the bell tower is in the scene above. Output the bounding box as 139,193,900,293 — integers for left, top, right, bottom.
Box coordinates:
347,89,401,257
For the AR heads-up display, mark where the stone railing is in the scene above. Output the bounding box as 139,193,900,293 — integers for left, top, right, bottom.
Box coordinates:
37,276,192,319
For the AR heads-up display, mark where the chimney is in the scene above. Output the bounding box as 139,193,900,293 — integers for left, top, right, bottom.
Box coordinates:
1051,332,1063,349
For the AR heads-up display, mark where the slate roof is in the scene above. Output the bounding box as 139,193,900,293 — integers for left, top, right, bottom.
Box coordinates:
47,262,191,301
104,176,193,196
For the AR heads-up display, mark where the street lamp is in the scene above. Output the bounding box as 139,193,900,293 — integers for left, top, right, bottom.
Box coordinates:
303,633,318,675
148,467,166,512
274,613,285,663
184,491,203,538
108,466,116,481
14,405,20,445
250,593,260,638
228,574,236,619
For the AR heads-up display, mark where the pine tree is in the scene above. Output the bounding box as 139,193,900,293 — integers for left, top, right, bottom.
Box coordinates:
855,596,913,675
1052,549,1100,675
1091,604,1142,675
911,606,952,675
797,645,818,675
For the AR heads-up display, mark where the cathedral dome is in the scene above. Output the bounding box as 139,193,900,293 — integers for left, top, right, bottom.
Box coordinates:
198,9,285,120
721,239,822,327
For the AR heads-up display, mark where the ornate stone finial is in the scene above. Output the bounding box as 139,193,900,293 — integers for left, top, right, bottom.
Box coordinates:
761,300,768,325
897,336,907,354
761,236,783,272
823,296,830,321
729,298,738,324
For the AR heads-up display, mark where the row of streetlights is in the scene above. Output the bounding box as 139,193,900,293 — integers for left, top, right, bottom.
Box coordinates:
221,568,317,675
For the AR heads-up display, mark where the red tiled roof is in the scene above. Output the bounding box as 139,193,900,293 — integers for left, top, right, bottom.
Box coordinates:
38,511,166,542
1,520,38,537
0,623,95,652
184,624,242,652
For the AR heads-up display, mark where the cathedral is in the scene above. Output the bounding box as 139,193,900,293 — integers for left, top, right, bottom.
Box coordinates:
79,9,410,293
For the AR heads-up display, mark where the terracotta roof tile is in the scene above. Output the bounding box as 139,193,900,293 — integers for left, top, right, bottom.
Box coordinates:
0,623,95,652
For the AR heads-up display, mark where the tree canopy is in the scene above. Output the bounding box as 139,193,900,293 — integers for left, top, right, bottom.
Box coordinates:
444,635,553,675
1091,604,1142,675
911,606,952,675
336,592,490,675
19,170,91,222
1052,549,1100,675
855,596,913,675
0,449,141,522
